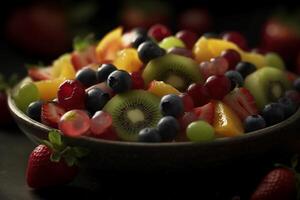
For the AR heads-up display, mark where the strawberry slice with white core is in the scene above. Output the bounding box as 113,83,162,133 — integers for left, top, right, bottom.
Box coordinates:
193,101,215,125
41,102,66,128
223,87,258,121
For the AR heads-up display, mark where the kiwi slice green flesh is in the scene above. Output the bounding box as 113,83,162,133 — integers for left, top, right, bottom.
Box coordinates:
142,54,203,91
103,90,162,141
244,67,291,110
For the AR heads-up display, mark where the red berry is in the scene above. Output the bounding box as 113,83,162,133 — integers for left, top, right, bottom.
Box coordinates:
221,49,241,70
28,67,52,81
130,71,145,89
58,80,86,111
90,111,113,137
179,93,194,112
148,24,171,42
204,75,231,100
187,83,210,107
222,31,248,50
193,101,215,125
178,111,198,131
41,102,66,128
175,30,198,49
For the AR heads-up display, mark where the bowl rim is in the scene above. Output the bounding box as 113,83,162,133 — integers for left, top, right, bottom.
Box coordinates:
7,77,300,148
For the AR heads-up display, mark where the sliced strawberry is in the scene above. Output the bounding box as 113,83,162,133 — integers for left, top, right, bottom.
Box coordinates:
71,45,98,71
223,87,258,121
28,67,52,81
41,102,65,128
193,101,215,125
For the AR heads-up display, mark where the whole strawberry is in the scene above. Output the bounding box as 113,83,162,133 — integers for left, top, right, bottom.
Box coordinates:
250,167,297,200
26,130,88,189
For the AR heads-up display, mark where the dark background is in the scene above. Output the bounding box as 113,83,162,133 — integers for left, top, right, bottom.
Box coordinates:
1,0,300,199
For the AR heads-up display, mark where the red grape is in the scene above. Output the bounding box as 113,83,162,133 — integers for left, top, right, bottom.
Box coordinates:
221,49,241,70
222,31,248,50
175,30,198,49
179,93,194,112
204,75,231,100
187,83,210,107
148,24,171,42
90,111,113,136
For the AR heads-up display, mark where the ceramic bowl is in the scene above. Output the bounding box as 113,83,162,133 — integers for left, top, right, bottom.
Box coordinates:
7,78,300,171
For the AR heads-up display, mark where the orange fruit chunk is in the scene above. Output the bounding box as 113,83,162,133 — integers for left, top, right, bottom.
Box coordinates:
34,78,65,101
148,80,181,97
96,27,123,63
51,54,76,79
213,101,244,137
113,48,143,73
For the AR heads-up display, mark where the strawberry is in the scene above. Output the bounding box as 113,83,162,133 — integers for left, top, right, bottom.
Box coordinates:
250,168,297,200
193,101,215,125
28,67,52,81
41,102,65,128
223,87,258,121
26,131,88,188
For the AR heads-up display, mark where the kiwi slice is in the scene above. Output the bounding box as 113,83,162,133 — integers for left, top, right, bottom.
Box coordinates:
244,67,291,110
142,54,203,91
103,90,162,141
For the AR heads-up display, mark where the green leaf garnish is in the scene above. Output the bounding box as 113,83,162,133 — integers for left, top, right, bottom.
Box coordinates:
48,130,63,147
73,34,96,52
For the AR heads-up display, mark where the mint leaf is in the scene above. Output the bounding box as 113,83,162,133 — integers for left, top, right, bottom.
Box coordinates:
48,130,63,147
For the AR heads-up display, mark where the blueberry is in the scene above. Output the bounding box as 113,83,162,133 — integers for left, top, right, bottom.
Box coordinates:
138,128,161,143
26,100,43,122
157,116,180,141
160,94,184,118
97,64,117,83
293,78,300,92
137,41,165,63
244,115,266,132
86,88,110,113
131,33,151,49
75,67,97,87
225,70,244,90
107,70,132,93
262,103,285,126
278,97,297,118
235,61,256,78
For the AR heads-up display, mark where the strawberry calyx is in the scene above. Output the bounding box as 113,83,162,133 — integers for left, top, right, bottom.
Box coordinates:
42,130,89,167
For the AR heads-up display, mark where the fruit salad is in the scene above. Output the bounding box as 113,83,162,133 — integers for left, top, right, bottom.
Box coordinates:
14,25,300,143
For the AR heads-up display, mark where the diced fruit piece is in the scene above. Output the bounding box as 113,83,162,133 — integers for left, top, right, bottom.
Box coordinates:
138,128,161,143
278,97,297,118
148,80,180,97
137,41,165,64
207,38,241,57
90,111,113,138
143,54,203,91
175,30,198,49
27,100,43,122
95,27,123,62
41,102,65,128
71,46,98,71
96,63,117,83
130,71,145,89
28,67,52,81
85,88,110,113
223,87,258,121
14,82,40,112
262,103,285,126
159,36,186,50
179,93,194,112
187,83,210,107
59,110,90,137
157,116,180,142
221,49,241,70
225,70,244,89
244,115,266,133
213,101,244,137
265,52,285,70
113,48,143,73
193,101,215,125
75,67,97,88
222,31,248,50
34,78,65,101
103,90,161,141
244,67,291,110
167,47,193,58
204,75,231,100
51,54,76,79
193,36,215,63
148,24,171,42
186,120,215,142
107,70,132,93
160,94,184,118
86,82,114,98
235,61,256,78
57,80,86,111
241,52,266,69
199,57,228,79
178,111,198,132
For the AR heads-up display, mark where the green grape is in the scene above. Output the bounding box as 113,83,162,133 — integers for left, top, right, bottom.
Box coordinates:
14,82,40,112
186,120,215,142
265,53,285,70
159,36,186,50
